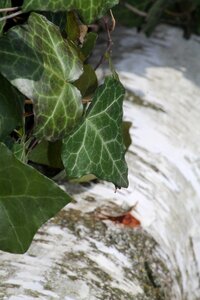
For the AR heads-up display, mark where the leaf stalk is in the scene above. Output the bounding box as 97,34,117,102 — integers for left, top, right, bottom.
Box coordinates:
0,10,23,22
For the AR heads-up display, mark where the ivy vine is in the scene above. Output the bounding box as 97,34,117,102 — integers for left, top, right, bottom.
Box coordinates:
0,0,128,253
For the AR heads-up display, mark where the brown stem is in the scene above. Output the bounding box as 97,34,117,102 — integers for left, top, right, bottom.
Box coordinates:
82,97,92,104
24,112,34,117
25,99,33,105
94,12,114,70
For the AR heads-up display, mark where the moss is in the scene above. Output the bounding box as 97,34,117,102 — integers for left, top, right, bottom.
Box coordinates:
49,203,173,299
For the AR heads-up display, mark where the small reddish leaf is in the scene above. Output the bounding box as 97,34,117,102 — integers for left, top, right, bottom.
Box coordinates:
121,213,141,228
97,212,140,228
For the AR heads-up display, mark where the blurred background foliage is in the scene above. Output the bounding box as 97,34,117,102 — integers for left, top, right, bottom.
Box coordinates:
113,0,200,38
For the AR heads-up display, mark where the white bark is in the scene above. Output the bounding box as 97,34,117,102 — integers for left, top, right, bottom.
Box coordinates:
113,25,200,299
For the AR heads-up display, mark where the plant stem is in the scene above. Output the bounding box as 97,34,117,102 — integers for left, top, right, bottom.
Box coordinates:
0,10,23,22
0,7,19,13
82,97,92,104
94,11,115,70
25,99,33,105
124,2,147,17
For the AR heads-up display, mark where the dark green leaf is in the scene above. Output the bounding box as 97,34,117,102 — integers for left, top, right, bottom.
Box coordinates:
113,0,149,28
123,121,132,151
48,140,63,169
0,74,24,139
1,135,14,150
0,13,83,141
28,141,50,166
144,0,172,35
28,140,63,169
22,0,119,24
74,64,98,97
0,142,72,253
81,32,98,60
62,76,128,188
66,11,80,42
41,11,67,32
13,142,27,163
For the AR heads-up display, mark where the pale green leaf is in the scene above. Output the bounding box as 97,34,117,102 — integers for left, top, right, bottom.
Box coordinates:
0,74,24,139
0,13,83,141
0,142,72,253
62,76,128,188
22,0,119,24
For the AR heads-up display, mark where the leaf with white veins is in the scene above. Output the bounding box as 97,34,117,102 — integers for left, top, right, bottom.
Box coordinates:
62,76,128,188
22,0,119,24
0,13,83,141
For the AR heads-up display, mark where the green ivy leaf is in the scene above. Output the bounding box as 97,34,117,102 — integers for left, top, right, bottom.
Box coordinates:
74,64,98,97
81,32,98,60
0,142,72,253
0,0,11,35
66,11,80,42
123,121,132,151
144,0,172,35
13,142,27,163
28,140,63,169
62,76,128,188
113,0,149,28
0,13,83,141
22,0,119,24
0,74,24,140
28,141,50,166
41,11,67,32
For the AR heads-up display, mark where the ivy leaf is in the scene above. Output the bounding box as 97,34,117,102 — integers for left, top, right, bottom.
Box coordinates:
0,0,11,35
13,142,27,163
28,140,50,166
62,76,128,188
41,11,67,32
113,0,149,28
66,11,80,42
81,32,98,60
0,142,72,254
0,13,83,141
74,64,98,97
22,0,119,24
0,74,24,140
123,121,132,151
28,140,63,169
144,0,172,35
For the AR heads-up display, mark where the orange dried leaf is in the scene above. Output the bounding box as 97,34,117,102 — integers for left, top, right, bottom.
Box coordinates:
97,212,140,228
